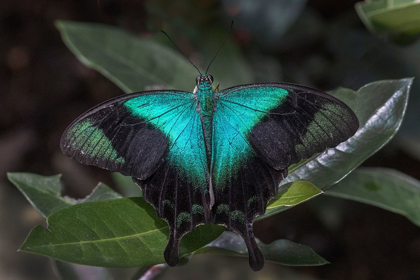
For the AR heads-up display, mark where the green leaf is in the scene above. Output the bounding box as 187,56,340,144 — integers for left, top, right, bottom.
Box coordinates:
258,79,413,220
141,23,254,88
205,37,254,88
287,79,412,187
268,181,323,207
55,21,198,92
7,173,73,218
112,173,142,197
130,265,167,280
356,0,420,44
81,183,122,203
192,28,254,88
7,172,121,218
20,198,224,267
195,232,328,266
258,181,323,220
221,0,307,48
326,168,420,226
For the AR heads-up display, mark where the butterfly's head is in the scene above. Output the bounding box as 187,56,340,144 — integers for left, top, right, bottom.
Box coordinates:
196,74,214,89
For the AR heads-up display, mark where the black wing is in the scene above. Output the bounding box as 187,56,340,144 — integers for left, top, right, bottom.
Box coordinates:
211,83,358,270
61,90,212,267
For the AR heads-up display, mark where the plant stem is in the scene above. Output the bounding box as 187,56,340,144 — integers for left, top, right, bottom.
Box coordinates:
131,264,168,280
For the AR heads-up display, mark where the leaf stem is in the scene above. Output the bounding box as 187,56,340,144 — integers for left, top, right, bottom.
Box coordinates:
132,264,168,280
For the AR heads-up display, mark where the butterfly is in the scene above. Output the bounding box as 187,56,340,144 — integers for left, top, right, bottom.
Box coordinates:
60,71,359,270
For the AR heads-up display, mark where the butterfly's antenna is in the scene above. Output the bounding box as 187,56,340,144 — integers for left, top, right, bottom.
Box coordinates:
161,30,202,75
205,21,234,74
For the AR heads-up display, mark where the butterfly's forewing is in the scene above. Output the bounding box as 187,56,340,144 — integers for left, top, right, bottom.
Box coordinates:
61,91,211,266
213,83,359,270
61,91,188,179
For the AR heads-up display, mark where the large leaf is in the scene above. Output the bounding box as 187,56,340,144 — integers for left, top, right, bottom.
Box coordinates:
197,34,254,89
7,173,72,219
326,168,420,226
8,173,127,277
260,79,413,219
7,172,121,218
80,183,123,202
195,232,328,266
258,181,323,220
20,198,224,267
222,0,307,47
356,0,420,44
286,78,412,186
130,265,167,280
112,173,142,197
56,21,198,93
57,21,254,93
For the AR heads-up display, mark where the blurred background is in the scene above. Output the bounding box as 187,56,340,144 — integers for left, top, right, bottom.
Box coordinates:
1,0,420,279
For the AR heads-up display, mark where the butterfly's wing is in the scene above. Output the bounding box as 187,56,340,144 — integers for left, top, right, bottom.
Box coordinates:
61,91,210,266
212,83,359,270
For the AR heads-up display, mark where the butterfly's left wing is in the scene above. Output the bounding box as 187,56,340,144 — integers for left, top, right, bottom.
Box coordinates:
212,83,359,270
61,91,211,267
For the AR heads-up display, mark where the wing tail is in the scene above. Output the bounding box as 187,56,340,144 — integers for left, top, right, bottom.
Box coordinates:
133,160,210,267
212,151,287,271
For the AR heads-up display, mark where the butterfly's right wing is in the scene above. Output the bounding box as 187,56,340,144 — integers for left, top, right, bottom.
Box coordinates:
61,90,210,267
212,83,358,271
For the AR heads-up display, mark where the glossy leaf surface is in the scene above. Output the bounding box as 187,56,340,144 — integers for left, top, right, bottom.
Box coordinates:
286,79,412,187
20,198,224,267
56,21,197,92
258,181,322,220
112,173,142,197
7,172,121,218
356,0,420,43
196,232,328,266
326,168,420,226
56,21,254,92
262,78,413,218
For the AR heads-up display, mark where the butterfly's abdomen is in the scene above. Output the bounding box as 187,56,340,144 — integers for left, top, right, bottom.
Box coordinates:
196,84,216,208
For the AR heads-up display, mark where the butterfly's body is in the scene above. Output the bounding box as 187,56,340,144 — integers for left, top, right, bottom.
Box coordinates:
61,74,359,271
195,76,216,207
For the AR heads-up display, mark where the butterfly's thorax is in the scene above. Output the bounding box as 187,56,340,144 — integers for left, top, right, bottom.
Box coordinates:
196,81,215,165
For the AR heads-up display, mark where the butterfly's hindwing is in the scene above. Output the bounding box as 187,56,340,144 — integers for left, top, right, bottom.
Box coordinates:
211,151,287,271
133,159,210,266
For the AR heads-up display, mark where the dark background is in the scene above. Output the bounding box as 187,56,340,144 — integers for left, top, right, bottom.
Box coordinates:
1,0,420,279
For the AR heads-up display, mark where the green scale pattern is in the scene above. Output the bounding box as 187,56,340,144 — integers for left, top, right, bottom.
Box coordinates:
68,120,125,164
